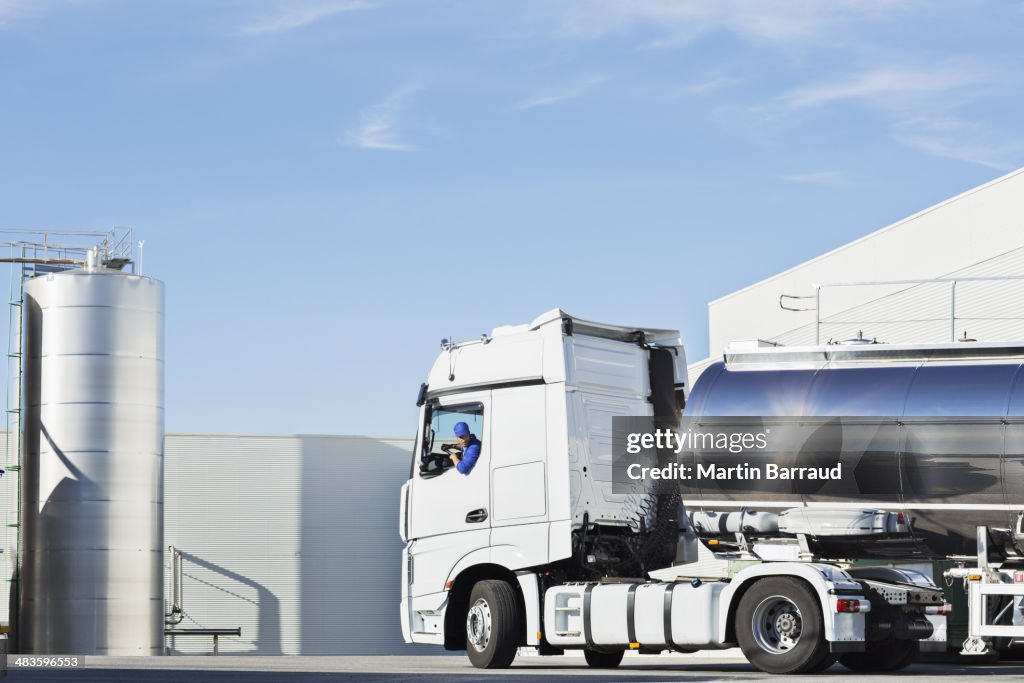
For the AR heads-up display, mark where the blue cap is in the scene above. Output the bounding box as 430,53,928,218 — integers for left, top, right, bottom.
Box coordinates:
453,421,470,437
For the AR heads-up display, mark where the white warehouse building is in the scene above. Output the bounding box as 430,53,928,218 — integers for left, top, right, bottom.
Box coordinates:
690,166,1024,381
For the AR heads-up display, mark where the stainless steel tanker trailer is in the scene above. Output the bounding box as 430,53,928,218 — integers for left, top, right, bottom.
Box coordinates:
683,339,1024,660
684,340,1024,559
399,310,1024,674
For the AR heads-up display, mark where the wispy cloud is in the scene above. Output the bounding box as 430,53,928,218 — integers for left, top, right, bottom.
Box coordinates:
781,170,849,188
0,0,66,28
513,76,605,111
0,0,22,25
893,118,1020,171
782,65,986,109
240,0,371,36
558,0,913,45
676,76,746,96
779,68,1014,170
343,84,422,152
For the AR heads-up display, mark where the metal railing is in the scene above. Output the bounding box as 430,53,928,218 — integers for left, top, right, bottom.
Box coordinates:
781,274,1024,344
164,628,242,656
0,228,135,273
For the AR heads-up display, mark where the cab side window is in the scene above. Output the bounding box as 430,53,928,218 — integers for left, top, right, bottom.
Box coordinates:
418,403,484,478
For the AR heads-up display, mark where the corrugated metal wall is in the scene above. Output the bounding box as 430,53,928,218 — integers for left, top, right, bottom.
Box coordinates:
163,433,417,655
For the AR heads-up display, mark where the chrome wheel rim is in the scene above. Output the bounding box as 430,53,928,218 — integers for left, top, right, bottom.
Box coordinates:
751,595,803,654
466,597,492,652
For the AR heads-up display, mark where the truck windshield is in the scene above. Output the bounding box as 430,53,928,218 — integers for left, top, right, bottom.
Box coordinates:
417,403,484,478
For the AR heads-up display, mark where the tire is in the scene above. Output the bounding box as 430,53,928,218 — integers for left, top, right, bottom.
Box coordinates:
583,648,624,668
838,640,918,672
735,577,831,675
464,580,522,669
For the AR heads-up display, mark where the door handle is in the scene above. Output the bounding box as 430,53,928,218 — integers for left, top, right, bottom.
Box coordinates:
466,508,488,523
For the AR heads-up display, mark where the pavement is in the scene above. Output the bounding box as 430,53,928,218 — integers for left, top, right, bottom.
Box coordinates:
5,653,1024,682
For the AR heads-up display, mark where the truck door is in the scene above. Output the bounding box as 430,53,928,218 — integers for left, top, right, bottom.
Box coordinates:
408,392,491,539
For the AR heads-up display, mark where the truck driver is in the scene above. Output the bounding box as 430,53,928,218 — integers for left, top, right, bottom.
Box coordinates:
446,421,481,475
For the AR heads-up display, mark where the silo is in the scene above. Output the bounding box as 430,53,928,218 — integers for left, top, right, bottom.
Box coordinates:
18,257,164,655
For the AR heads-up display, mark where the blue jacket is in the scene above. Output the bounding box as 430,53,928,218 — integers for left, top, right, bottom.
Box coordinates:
456,436,481,475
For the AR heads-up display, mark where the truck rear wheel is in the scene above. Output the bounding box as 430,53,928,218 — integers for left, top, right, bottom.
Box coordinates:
735,577,831,675
583,648,624,668
838,640,917,672
465,580,521,669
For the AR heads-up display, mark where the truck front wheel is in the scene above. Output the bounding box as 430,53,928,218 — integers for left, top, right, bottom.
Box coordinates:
464,580,522,669
735,577,831,675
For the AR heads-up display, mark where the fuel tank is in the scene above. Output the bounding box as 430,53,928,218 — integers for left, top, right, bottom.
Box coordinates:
682,342,1024,558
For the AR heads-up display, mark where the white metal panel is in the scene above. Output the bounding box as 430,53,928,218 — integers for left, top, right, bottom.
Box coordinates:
427,333,544,393
545,383,571,526
489,523,549,568
517,573,541,646
408,529,490,598
633,583,666,646
489,385,546,469
577,392,640,485
162,433,416,655
673,541,730,578
492,463,546,521
589,584,631,645
544,586,585,646
490,384,547,524
567,336,649,397
567,387,651,525
671,582,725,646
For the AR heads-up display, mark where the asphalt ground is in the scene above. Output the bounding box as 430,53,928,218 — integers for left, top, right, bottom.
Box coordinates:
4,654,1024,683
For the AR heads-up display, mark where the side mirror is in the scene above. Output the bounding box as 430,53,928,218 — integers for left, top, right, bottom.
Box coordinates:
415,383,428,407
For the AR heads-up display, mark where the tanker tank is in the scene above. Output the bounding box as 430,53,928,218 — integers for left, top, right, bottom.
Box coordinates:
682,341,1024,559
18,257,164,655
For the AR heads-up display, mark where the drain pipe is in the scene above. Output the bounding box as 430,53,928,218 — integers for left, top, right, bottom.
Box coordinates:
166,546,184,625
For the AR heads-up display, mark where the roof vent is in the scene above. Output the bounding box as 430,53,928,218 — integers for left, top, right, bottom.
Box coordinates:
831,330,879,346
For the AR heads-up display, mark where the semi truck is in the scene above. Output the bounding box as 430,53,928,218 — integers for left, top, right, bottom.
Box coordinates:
399,309,1024,674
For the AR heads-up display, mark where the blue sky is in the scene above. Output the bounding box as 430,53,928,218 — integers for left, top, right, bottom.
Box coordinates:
1,0,1022,437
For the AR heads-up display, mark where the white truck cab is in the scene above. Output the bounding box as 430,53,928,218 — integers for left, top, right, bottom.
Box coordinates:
400,310,686,656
